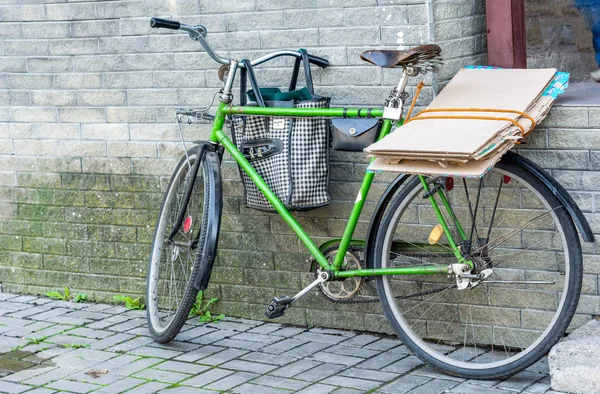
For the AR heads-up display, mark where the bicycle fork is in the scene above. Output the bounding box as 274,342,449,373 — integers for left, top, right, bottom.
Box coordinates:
167,141,223,245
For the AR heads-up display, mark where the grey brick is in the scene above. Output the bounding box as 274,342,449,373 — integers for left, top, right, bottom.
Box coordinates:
0,23,23,39
106,107,156,123
253,375,311,391
294,363,346,382
259,29,318,49
0,57,26,72
134,368,191,383
22,22,69,39
4,40,50,56
153,71,206,88
78,90,127,106
104,72,154,88
382,355,424,374
0,5,45,22
381,25,430,46
181,368,235,387
70,20,120,37
295,384,337,394
199,0,255,13
54,73,103,89
320,27,380,46
378,374,431,394
95,1,145,19
127,89,178,106
122,381,170,394
93,377,147,394
196,348,248,366
230,383,289,394
45,3,95,21
58,141,106,157
51,38,99,55
31,90,77,107
540,106,588,128
220,359,277,374
321,375,380,391
4,74,53,90
228,11,284,31
99,36,151,54
205,371,259,391
58,107,105,123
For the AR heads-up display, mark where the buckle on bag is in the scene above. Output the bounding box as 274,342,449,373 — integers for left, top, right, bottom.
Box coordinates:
242,138,283,161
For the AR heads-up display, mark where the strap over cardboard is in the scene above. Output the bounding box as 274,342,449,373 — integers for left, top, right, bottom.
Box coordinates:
365,68,557,158
365,67,569,178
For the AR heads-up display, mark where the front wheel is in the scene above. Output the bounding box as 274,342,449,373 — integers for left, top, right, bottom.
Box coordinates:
374,158,582,379
147,146,221,343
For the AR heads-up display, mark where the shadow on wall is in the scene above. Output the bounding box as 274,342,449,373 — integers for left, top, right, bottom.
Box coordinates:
526,0,599,81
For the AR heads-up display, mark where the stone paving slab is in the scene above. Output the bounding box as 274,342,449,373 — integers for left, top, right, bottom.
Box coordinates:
0,293,564,394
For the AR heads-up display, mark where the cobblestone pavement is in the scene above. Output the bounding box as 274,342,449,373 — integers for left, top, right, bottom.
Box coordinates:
0,293,563,394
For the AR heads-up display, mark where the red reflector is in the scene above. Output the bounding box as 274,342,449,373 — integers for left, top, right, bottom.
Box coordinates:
183,216,193,233
445,177,454,191
503,175,511,184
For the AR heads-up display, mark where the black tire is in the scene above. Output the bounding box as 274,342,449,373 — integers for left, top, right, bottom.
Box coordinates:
146,146,219,343
374,158,582,379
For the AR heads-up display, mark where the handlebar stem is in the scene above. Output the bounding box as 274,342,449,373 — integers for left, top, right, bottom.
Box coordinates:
221,60,239,103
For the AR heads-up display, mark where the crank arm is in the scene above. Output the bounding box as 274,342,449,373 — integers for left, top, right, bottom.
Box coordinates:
291,271,331,302
265,271,331,319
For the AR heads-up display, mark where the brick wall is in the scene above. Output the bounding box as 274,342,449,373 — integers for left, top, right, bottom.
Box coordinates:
0,0,490,332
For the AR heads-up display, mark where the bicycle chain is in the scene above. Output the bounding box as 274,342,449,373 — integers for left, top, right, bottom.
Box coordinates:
328,284,457,304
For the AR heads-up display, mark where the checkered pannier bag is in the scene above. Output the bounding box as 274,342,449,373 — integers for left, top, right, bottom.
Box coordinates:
231,51,331,212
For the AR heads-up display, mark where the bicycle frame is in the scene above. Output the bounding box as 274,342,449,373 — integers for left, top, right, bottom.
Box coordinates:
207,100,473,279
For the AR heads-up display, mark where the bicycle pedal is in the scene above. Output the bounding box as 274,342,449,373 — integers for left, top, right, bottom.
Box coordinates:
265,296,293,319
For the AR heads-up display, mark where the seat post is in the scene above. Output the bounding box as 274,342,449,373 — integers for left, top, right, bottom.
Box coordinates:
397,68,409,96
382,68,410,121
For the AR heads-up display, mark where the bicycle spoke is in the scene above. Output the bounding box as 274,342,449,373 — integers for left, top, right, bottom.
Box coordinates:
376,164,580,377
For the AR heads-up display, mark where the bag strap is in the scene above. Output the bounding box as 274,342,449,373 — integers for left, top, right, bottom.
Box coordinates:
299,49,314,95
289,57,301,92
240,65,248,106
241,49,315,106
241,59,266,107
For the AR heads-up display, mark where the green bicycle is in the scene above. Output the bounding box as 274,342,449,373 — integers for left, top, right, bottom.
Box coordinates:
145,17,594,380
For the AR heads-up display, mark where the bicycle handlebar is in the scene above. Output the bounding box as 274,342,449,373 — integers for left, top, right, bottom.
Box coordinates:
150,17,180,30
150,17,329,69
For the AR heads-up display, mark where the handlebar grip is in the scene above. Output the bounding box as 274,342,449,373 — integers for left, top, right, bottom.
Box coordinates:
150,17,181,30
308,55,329,68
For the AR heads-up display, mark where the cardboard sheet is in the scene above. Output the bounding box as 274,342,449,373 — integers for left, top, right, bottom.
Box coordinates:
367,146,510,178
365,68,557,158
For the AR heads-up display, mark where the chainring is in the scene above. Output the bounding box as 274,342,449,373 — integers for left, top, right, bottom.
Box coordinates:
316,247,365,302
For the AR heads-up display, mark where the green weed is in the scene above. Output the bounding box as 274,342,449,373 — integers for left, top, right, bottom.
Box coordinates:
113,295,145,310
60,343,90,349
46,287,87,303
189,291,224,323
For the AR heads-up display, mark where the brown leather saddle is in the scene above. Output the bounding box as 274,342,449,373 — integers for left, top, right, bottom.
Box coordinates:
360,44,441,68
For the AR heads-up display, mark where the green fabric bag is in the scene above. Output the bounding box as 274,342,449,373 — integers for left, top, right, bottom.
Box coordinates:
247,86,312,102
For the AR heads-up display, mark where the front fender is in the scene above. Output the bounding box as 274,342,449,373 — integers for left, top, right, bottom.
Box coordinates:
194,147,223,291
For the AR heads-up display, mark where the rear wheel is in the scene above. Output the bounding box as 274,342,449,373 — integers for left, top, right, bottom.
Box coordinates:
147,147,214,343
374,159,583,379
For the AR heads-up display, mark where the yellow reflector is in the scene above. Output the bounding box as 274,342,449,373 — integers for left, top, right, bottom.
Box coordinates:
428,224,444,245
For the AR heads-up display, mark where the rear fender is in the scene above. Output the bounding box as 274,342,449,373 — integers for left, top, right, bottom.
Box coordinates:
503,151,594,242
